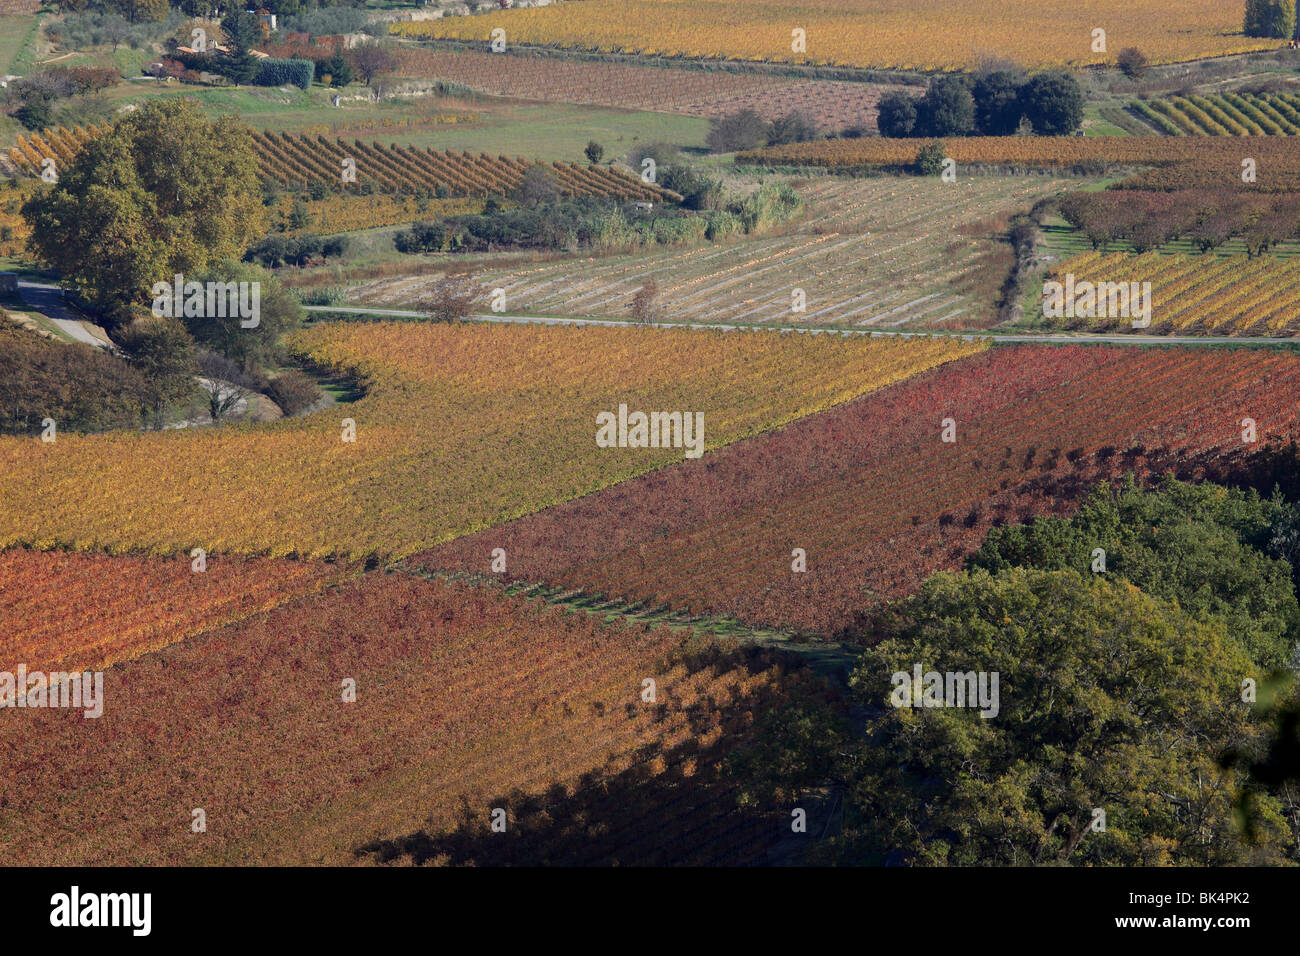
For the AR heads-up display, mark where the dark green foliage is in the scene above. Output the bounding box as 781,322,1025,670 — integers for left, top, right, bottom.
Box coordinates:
969,476,1300,670
914,141,947,176
919,75,975,136
1020,71,1085,135
876,90,918,137
971,69,1024,134
253,58,314,90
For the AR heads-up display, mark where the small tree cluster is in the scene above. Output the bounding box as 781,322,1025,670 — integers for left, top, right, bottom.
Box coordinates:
877,70,1084,138
706,109,821,152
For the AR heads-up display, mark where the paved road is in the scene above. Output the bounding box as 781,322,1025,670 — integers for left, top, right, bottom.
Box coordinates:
305,305,1300,347
16,281,111,348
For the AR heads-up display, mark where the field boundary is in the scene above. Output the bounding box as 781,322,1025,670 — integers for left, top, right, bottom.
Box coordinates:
303,305,1300,347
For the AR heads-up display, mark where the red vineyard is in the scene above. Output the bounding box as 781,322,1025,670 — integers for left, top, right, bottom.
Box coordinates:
416,345,1300,635
0,572,821,865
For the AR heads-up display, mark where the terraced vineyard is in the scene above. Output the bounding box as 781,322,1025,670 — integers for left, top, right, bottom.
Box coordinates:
1043,251,1300,334
8,126,668,201
353,176,1074,328
1129,92,1300,135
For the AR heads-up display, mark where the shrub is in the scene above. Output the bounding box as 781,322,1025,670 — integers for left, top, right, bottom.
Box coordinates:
1117,47,1150,80
253,58,314,91
706,110,770,152
425,270,481,322
914,141,947,176
267,370,322,416
630,279,660,324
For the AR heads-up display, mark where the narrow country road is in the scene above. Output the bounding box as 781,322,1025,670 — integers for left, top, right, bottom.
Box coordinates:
16,281,112,349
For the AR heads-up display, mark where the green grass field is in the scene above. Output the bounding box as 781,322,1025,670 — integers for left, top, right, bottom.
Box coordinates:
92,82,709,163
0,13,41,74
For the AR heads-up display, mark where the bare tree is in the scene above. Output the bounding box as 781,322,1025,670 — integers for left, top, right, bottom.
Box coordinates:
353,42,396,87
196,350,257,423
630,279,660,325
426,270,481,323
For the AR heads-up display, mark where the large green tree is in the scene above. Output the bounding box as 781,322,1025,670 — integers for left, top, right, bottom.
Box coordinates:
1244,0,1297,38
23,99,265,328
919,75,974,136
969,476,1300,670
221,11,263,85
836,569,1290,866
1019,71,1084,135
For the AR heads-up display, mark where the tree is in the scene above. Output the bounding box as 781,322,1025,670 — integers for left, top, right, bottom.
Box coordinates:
14,99,52,131
425,270,480,322
630,279,660,324
321,52,354,88
394,221,447,254
106,0,168,24
1245,0,1297,38
971,69,1023,135
221,10,262,85
180,260,303,372
584,140,604,165
1116,47,1150,79
352,42,395,86
22,99,266,328
288,197,311,231
0,326,145,435
101,15,130,53
116,315,200,427
1020,71,1085,135
196,350,261,423
513,163,561,207
919,75,975,136
969,476,1300,671
875,90,918,138
832,568,1290,866
705,109,769,152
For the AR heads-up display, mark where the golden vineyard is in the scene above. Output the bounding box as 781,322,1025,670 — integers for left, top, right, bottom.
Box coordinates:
8,126,671,201
390,0,1276,72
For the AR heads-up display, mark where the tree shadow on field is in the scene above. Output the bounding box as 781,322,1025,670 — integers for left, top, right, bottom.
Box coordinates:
354,647,831,867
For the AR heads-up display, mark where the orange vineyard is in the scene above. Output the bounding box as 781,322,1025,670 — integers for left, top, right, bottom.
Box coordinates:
0,324,982,560
0,549,355,673
0,574,826,865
